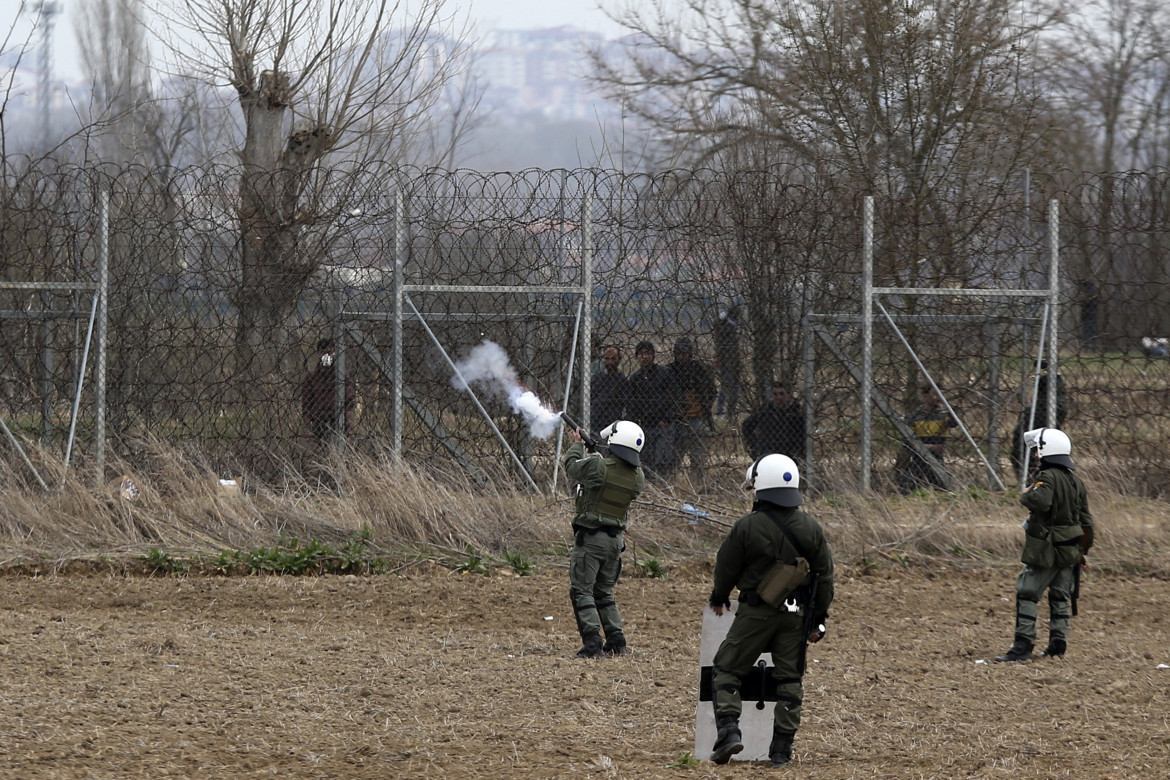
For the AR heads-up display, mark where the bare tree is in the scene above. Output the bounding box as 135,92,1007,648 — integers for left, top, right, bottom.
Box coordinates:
1048,0,1170,172
75,0,157,164
1,5,51,161
595,0,1059,197
592,0,1069,406
153,0,476,378
1045,0,1170,341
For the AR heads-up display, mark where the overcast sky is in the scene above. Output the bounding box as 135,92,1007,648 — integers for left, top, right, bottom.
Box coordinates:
466,0,624,34
2,0,627,84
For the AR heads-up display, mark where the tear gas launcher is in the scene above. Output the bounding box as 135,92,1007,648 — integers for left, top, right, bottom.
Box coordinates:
559,412,601,452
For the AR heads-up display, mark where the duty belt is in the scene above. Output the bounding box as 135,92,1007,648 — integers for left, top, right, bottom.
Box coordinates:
573,524,621,539
739,584,809,607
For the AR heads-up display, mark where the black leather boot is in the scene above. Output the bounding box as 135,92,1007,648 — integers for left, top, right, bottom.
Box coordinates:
710,716,743,764
1038,638,1066,658
603,632,627,656
994,637,1034,663
769,729,795,767
575,634,604,659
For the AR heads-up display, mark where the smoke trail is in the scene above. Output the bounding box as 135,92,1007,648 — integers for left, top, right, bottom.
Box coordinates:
451,340,561,439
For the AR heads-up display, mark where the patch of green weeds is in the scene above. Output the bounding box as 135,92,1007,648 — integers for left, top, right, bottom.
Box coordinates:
667,752,700,768
638,557,668,579
205,531,390,576
208,549,242,574
820,493,845,508
502,550,534,576
947,543,978,559
142,547,189,576
966,484,991,500
458,552,489,575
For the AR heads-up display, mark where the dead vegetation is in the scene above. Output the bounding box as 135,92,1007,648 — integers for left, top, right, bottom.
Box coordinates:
1,439,1167,580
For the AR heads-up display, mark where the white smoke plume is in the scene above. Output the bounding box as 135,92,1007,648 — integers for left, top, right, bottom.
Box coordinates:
451,340,561,439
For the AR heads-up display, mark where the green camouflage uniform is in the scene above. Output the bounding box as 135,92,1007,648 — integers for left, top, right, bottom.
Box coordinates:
708,502,834,737
1014,464,1094,645
563,442,645,644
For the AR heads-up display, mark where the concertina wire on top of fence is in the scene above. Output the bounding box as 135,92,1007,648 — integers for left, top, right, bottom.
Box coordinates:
0,163,1168,498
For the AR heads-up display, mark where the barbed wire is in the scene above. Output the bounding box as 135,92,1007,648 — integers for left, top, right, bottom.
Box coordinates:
1,162,1167,498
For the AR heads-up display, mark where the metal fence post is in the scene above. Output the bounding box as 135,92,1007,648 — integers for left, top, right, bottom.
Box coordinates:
861,196,874,492
582,186,593,432
1048,199,1060,427
392,189,405,463
95,190,109,487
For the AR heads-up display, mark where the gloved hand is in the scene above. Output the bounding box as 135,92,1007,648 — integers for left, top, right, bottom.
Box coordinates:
708,593,731,616
807,621,827,644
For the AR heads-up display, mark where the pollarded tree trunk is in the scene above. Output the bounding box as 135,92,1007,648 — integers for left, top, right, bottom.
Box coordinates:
233,69,332,386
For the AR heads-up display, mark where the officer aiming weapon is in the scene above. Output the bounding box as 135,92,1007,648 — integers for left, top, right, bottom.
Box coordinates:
559,412,601,452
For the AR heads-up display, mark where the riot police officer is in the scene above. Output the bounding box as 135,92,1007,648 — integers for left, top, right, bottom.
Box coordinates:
707,454,835,767
563,420,647,658
995,428,1094,662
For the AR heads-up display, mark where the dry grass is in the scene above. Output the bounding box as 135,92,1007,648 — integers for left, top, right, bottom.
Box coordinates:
1,440,1167,579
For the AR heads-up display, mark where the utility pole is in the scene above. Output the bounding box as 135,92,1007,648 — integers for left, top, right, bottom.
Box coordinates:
30,1,60,147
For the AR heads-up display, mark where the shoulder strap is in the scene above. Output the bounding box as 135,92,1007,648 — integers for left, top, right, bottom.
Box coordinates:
760,506,810,561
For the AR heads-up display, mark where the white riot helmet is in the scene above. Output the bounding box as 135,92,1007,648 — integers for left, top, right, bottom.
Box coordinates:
744,453,803,507
1023,427,1074,469
599,420,644,467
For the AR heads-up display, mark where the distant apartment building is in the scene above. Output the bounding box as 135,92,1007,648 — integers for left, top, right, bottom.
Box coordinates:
478,27,618,122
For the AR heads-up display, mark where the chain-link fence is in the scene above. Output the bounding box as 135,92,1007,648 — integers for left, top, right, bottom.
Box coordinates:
1,162,1168,497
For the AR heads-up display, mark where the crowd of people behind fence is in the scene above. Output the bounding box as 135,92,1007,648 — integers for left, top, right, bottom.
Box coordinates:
587,327,841,491
585,309,1082,495
303,305,1084,494
589,307,809,490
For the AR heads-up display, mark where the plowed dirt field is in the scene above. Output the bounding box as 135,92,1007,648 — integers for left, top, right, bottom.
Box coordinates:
1,564,1167,778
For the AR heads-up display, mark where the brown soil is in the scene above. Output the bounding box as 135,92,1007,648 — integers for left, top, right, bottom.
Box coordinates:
0,563,1167,779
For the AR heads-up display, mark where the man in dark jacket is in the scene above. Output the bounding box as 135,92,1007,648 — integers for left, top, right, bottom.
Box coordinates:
995,427,1094,662
897,384,957,494
707,454,834,767
741,383,806,464
714,306,743,418
669,338,716,489
1010,362,1068,480
590,345,629,430
301,338,356,443
626,341,679,477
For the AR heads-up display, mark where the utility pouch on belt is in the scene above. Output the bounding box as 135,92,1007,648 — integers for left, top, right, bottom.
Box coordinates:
1021,523,1055,568
757,557,811,609
1052,524,1084,568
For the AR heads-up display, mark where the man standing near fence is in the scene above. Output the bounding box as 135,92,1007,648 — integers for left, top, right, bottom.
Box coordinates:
591,345,629,430
1010,362,1067,480
301,338,356,444
626,341,679,478
669,338,717,491
741,382,806,465
896,384,956,494
714,306,743,420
